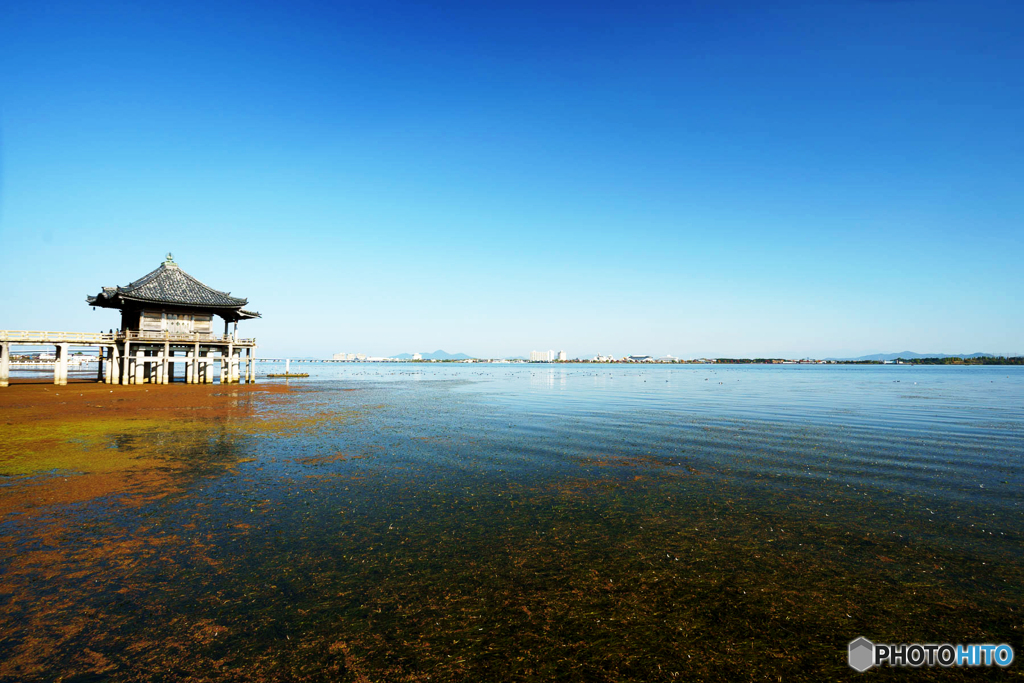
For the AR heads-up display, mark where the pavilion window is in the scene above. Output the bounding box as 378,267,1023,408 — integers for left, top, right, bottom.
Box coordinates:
194,315,213,334
141,310,164,332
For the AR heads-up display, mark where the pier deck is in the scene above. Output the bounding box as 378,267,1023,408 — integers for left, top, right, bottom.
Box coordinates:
0,330,256,387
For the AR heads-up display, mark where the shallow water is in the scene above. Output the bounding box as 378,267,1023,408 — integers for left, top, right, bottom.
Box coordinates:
1,364,1022,681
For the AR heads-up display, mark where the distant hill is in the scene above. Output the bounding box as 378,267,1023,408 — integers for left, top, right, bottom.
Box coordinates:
395,350,474,360
828,351,998,362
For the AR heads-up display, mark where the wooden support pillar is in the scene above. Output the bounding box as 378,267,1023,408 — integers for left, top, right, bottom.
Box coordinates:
192,343,200,384
227,343,235,383
122,340,130,385
53,343,69,386
97,348,104,382
62,344,70,386
135,349,144,385
0,342,9,388
163,342,170,385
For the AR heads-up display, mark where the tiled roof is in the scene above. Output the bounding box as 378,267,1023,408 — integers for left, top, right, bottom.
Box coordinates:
88,255,260,317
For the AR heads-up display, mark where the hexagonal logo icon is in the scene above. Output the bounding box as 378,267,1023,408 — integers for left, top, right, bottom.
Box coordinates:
849,637,875,672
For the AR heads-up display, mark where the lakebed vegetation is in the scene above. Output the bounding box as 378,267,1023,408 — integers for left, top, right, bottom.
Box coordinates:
1,379,1020,681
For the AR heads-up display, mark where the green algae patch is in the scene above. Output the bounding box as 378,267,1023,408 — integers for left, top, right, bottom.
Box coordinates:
0,416,256,478
0,418,176,476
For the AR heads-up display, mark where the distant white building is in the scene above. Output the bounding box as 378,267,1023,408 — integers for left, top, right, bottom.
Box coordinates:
557,350,567,361
530,350,554,362
593,354,615,362
412,353,422,361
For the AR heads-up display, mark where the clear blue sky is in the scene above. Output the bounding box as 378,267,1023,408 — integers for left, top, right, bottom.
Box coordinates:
2,0,1021,358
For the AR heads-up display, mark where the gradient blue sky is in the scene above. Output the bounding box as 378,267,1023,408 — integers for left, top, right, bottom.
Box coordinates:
2,0,1021,358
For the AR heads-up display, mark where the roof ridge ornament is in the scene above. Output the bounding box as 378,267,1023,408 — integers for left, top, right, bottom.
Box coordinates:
164,252,176,267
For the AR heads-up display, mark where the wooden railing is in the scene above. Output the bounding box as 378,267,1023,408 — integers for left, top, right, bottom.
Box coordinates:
121,330,255,344
0,330,114,343
0,330,255,345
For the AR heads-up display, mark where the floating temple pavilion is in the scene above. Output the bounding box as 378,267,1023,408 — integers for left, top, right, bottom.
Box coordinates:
0,254,259,387
85,254,260,385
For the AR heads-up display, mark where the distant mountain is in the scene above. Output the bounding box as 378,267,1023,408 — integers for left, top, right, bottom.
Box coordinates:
395,350,474,360
425,350,473,360
828,351,998,361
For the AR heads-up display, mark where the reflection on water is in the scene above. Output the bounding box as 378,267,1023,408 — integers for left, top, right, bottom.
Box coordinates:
1,366,1022,681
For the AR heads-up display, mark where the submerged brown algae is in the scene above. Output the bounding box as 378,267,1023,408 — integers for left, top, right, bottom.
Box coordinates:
0,382,297,516
1,378,1022,682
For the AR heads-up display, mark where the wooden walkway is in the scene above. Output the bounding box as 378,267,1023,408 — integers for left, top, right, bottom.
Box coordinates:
1,330,256,387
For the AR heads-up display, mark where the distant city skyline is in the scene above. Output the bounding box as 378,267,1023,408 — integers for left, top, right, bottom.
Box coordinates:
319,349,1018,363
2,1,1022,358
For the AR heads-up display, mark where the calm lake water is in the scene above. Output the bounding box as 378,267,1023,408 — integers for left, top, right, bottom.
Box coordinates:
2,364,1022,681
